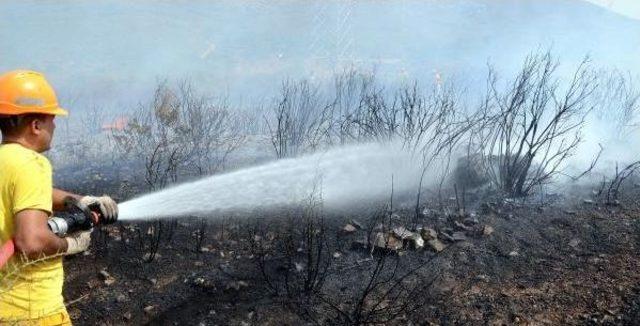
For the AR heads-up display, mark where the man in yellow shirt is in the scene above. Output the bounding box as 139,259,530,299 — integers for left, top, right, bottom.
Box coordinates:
0,70,119,325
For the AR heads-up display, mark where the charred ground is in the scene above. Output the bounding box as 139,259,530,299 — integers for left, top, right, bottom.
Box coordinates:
41,51,640,325
54,162,640,326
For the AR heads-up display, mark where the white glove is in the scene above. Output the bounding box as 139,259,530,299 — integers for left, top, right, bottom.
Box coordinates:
65,230,92,255
79,195,119,223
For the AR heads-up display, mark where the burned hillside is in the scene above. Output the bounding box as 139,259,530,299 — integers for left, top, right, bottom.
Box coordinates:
37,51,640,325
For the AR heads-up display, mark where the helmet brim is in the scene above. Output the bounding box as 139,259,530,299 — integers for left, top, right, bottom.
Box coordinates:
49,107,68,116
0,103,69,116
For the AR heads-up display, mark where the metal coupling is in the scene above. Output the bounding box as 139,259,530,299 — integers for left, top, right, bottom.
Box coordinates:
48,217,69,236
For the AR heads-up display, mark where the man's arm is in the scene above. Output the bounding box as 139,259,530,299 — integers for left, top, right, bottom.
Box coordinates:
52,188,80,212
13,209,67,259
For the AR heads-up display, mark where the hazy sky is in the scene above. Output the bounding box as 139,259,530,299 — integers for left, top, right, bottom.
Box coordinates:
584,0,640,19
0,0,638,114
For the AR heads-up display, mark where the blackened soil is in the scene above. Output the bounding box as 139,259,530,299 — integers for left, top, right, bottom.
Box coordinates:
54,165,640,325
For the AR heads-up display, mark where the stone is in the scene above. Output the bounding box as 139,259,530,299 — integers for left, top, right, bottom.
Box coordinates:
427,239,446,252
568,238,580,248
98,269,110,279
463,216,479,226
342,224,357,234
193,276,215,289
99,269,116,286
333,252,342,259
370,232,403,251
226,280,249,291
407,233,424,249
422,208,436,218
143,305,155,314
482,225,494,236
392,226,414,240
452,231,467,242
349,219,364,230
420,228,438,241
143,252,161,260
509,251,519,257
265,232,276,241
454,221,472,231
116,293,128,303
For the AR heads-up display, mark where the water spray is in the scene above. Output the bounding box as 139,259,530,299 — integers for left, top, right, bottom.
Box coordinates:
1,141,439,268
117,142,430,220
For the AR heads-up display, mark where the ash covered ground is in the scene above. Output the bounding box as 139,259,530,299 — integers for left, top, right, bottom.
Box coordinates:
53,160,640,326
42,52,640,325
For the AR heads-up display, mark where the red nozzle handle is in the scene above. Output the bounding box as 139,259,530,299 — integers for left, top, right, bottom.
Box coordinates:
0,239,15,269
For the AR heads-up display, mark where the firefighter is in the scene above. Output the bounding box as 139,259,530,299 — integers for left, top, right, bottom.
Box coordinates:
0,70,118,325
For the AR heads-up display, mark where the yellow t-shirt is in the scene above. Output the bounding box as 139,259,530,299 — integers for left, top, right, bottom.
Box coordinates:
0,143,65,321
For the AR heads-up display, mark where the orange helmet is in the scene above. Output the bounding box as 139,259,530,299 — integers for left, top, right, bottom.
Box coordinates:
0,70,68,116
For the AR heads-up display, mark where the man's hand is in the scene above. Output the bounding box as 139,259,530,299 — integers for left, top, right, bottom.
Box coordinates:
79,195,119,223
64,230,92,255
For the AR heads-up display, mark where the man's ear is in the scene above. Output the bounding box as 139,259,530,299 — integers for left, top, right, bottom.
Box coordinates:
30,117,42,134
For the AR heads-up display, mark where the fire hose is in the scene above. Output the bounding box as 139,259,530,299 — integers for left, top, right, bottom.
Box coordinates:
0,197,117,269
